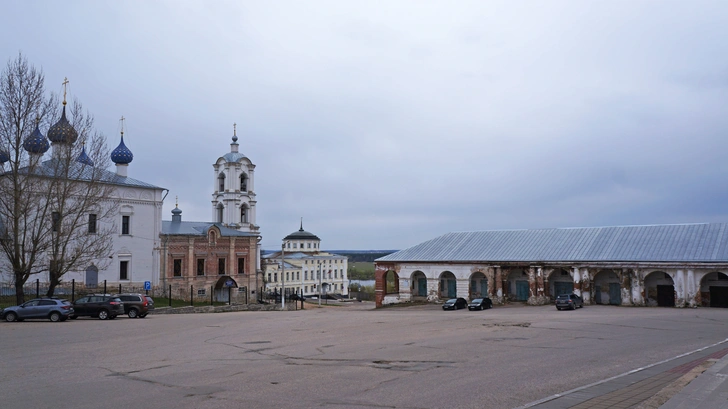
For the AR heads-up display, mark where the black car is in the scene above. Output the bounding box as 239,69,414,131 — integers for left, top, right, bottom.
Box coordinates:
555,293,584,310
70,295,125,320
468,297,493,311
1,298,74,322
442,297,468,310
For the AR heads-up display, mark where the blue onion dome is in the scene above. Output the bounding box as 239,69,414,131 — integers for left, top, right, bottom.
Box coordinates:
23,123,50,154
76,144,94,166
47,105,79,144
0,149,10,163
172,206,182,216
110,135,133,164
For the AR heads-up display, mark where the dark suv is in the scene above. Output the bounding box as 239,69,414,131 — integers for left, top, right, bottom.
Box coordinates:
70,295,125,320
114,293,153,318
555,293,584,310
1,298,74,322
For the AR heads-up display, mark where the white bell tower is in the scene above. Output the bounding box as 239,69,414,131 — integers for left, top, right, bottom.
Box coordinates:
211,123,258,233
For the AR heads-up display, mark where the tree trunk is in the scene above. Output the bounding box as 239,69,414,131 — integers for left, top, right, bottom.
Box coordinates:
14,280,24,305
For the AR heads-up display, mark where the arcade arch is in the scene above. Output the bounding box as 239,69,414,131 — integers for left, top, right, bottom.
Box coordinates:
644,271,675,307
700,272,728,308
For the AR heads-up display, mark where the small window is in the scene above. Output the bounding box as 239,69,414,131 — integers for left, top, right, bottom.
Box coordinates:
121,215,130,235
218,174,225,192
218,258,225,275
308,243,311,248
88,214,97,234
296,272,300,280
173,259,182,277
52,212,61,232
238,257,245,275
274,273,278,282
197,259,205,276
267,273,271,282
240,174,247,191
197,288,206,296
120,260,129,280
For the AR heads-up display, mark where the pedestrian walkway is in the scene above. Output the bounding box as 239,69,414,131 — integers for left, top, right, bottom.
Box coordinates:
517,341,728,409
661,349,728,409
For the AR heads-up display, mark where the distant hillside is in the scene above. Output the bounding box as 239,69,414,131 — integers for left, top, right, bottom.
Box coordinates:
328,250,398,262
261,249,397,262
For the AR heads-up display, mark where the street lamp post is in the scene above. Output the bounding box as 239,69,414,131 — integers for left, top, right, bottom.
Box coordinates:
281,243,285,311
318,259,322,308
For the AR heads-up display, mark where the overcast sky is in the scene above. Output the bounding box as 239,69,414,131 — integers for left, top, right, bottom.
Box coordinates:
3,1,728,250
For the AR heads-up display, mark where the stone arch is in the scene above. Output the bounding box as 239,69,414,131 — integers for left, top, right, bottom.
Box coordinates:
384,270,399,295
700,272,728,307
644,271,675,307
593,269,621,305
469,271,488,299
547,268,573,299
214,276,237,303
410,271,427,298
504,268,529,301
240,203,249,224
439,271,457,299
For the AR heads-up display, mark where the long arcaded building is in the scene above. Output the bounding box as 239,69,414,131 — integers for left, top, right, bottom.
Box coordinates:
374,223,728,308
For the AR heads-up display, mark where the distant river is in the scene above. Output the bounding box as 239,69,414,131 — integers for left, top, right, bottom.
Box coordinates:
349,280,375,287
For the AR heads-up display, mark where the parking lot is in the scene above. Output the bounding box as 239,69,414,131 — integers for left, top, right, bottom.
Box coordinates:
1,302,727,409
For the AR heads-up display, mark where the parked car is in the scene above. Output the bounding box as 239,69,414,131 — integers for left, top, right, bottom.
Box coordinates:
442,297,468,310
70,295,125,320
289,294,306,301
555,293,584,310
468,297,493,311
113,293,153,318
1,298,74,322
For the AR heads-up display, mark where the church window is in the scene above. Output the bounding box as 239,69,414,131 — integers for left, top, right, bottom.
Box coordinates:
274,273,277,282
121,215,130,235
305,271,308,280
296,272,300,280
218,173,225,192
218,258,225,275
286,272,290,281
216,204,224,223
120,260,129,280
174,259,182,277
334,270,338,278
268,273,271,282
240,174,247,191
197,259,205,276
88,214,97,234
238,258,245,274
240,205,248,223
293,243,297,249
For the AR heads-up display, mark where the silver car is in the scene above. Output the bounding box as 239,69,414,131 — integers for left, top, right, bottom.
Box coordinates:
1,298,74,322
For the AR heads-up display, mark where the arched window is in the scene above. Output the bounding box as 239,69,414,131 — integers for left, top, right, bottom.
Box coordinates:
217,203,224,223
240,204,248,223
240,174,248,191
218,173,226,192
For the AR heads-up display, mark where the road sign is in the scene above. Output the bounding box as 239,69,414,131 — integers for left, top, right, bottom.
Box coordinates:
144,281,151,291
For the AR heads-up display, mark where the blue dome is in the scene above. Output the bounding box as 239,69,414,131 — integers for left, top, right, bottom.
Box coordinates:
23,124,50,154
110,135,133,164
0,149,9,163
76,145,94,166
47,106,78,144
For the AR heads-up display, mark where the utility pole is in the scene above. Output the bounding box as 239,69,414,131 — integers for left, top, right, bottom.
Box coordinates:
318,259,322,307
281,243,285,310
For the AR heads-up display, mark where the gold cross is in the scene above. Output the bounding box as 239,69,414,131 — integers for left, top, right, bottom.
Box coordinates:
233,122,237,136
62,77,69,105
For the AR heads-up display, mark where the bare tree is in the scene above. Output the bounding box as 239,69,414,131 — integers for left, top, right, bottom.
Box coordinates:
0,53,115,303
0,53,56,304
43,99,116,297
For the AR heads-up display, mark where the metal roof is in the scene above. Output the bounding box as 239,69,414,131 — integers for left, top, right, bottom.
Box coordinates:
18,159,164,190
376,223,728,263
162,221,258,237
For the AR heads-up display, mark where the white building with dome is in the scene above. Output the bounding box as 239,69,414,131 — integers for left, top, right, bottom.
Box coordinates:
0,100,166,291
263,222,349,298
